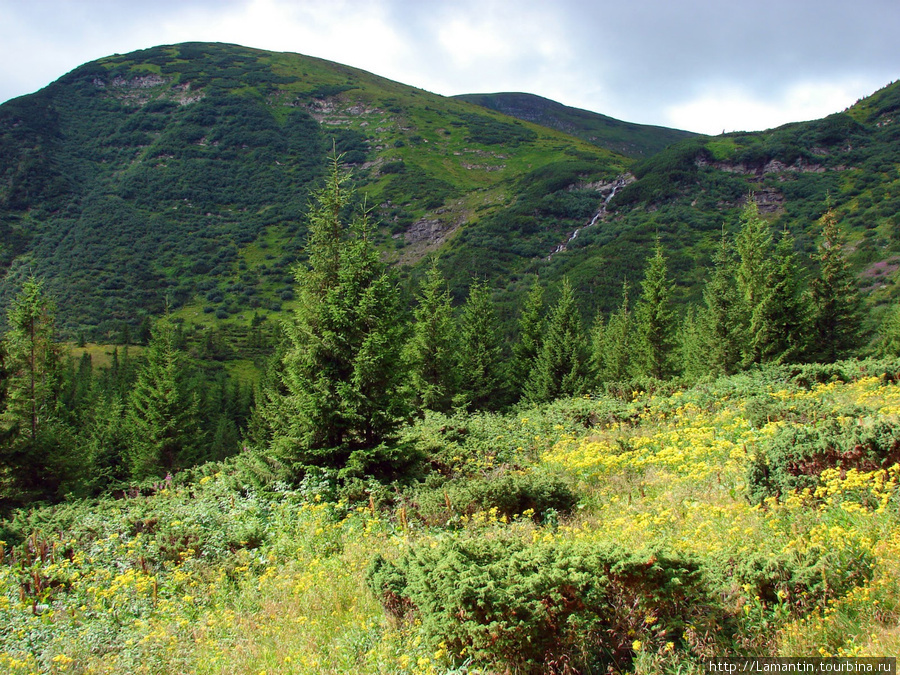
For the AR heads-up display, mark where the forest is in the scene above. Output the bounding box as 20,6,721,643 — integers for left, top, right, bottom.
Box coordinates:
0,156,899,673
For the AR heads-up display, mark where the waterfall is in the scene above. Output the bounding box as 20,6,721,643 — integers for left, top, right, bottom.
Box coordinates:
546,176,629,259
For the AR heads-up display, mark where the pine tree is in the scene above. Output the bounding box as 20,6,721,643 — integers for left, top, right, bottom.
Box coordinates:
125,311,200,479
511,280,545,393
633,241,677,380
525,278,588,403
407,261,458,414
269,157,410,472
748,228,808,365
0,276,76,502
734,198,775,364
591,279,633,383
457,280,509,411
808,208,863,362
699,231,742,376
678,307,707,381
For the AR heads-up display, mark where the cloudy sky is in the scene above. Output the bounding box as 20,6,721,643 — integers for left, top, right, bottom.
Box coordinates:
1,0,898,135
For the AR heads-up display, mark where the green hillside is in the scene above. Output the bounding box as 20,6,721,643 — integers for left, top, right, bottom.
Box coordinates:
537,79,900,320
454,91,697,157
0,42,627,338
2,43,900,346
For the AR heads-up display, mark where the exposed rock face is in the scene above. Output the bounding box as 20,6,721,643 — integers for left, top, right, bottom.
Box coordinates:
401,218,456,246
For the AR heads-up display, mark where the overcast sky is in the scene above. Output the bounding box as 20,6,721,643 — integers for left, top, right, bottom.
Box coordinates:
1,0,898,135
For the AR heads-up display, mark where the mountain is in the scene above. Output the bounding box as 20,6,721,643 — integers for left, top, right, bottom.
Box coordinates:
1,42,898,344
454,92,696,158
0,42,628,338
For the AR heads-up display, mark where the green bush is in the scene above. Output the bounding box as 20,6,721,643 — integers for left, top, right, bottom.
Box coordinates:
410,470,577,525
748,417,900,502
367,536,725,673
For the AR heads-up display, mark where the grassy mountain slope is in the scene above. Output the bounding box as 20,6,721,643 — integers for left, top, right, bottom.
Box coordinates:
0,42,627,338
454,91,697,158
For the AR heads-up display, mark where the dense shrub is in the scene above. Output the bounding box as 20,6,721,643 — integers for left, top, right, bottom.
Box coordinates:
410,470,577,525
748,417,900,502
368,536,725,673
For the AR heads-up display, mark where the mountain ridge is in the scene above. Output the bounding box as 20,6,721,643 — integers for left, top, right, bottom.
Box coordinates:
453,91,697,158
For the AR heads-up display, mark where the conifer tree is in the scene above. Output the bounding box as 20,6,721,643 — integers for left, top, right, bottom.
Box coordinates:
125,311,200,479
269,157,410,472
748,228,808,365
678,307,707,381
525,278,588,403
699,231,742,376
734,199,774,363
591,279,633,383
457,280,509,411
407,260,458,414
633,241,677,380
511,280,545,393
0,276,74,502
808,208,863,362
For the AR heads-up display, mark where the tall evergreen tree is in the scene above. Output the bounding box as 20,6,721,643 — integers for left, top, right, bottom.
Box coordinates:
808,208,863,362
407,260,458,414
734,198,775,364
125,311,200,480
591,279,633,383
699,230,742,376
525,278,588,403
268,157,410,472
0,276,76,502
457,280,509,411
633,241,677,380
511,280,545,394
748,228,808,365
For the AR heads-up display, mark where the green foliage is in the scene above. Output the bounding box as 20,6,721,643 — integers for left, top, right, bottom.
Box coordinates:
591,279,634,383
0,277,80,504
367,536,723,673
808,208,864,362
633,240,677,379
748,416,900,503
524,278,589,403
406,261,458,414
457,112,538,146
266,158,411,474
409,470,578,526
125,311,201,480
747,228,808,365
698,231,743,377
510,279,545,392
456,281,510,411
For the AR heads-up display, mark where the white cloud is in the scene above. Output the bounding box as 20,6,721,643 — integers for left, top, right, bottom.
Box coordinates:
663,78,891,135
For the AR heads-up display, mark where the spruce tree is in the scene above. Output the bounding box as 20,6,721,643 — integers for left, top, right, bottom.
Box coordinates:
633,241,677,380
748,228,808,365
407,260,458,414
511,280,545,394
678,307,707,381
525,278,588,403
125,310,200,480
457,280,509,411
808,208,863,362
0,276,74,502
591,279,633,383
734,199,774,364
270,157,410,472
699,231,742,376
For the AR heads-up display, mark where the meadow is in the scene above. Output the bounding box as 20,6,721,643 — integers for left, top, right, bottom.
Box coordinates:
1,359,899,673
